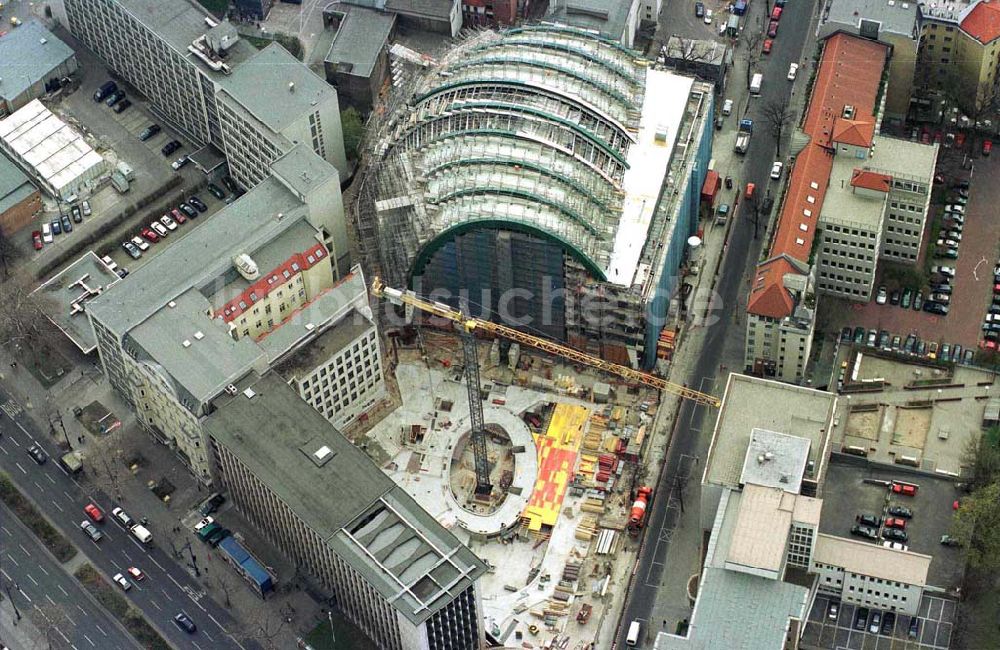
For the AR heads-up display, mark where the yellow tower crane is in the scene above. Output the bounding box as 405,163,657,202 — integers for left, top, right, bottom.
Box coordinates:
371,277,721,409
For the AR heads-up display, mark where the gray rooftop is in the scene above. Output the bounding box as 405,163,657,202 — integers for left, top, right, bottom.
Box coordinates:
128,289,265,404
217,43,340,133
263,270,371,364
205,372,487,624
35,251,121,353
739,429,811,493
704,374,836,489
326,7,395,79
87,175,308,337
0,154,36,216
270,143,341,198
0,20,76,102
114,0,257,72
547,0,635,42
382,0,455,21
822,0,920,37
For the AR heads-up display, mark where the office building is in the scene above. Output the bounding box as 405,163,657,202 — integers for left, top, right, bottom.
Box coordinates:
0,20,78,118
86,146,368,483
545,0,644,48
206,372,487,650
323,6,396,111
59,0,347,184
359,25,715,370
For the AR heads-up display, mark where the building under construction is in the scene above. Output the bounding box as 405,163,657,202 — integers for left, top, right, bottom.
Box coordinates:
356,25,715,369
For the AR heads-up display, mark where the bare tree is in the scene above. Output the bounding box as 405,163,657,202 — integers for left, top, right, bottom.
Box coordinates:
661,35,721,77
215,573,235,608
0,275,62,353
0,229,20,279
31,603,73,650
240,601,291,650
760,98,795,154
84,424,136,504
741,18,765,90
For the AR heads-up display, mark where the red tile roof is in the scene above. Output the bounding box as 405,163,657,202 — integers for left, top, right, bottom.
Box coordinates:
832,117,875,148
216,243,328,322
850,169,892,192
746,257,798,319
747,33,888,319
962,0,1000,44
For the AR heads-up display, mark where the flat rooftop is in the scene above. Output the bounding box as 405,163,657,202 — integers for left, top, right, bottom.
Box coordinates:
325,6,395,79
726,485,822,577
740,429,812,493
606,69,693,286
205,372,487,625
814,533,931,586
823,0,919,36
0,154,37,215
0,20,76,102
705,374,837,489
216,43,340,133
822,154,887,230
270,143,340,198
35,252,121,353
547,0,634,41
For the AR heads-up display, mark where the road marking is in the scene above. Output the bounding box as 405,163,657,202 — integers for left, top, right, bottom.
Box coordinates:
121,550,131,561
7,552,19,566
14,461,26,474
38,565,48,575
45,474,56,485
167,575,182,589
0,525,9,536
58,585,68,597
64,490,73,500
95,624,107,637
26,573,38,586
76,604,86,616
2,400,23,418
83,633,95,647
46,594,57,606
0,569,8,580
57,628,71,644
8,436,19,447
19,543,30,556
207,612,225,631
149,598,162,611
33,480,43,491
0,444,7,455
191,641,203,650
161,588,173,601
148,556,164,571
203,629,215,642
51,499,64,512
19,587,31,602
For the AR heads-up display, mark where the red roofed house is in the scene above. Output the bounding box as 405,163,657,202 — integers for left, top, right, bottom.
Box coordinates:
920,0,1000,114
744,32,938,383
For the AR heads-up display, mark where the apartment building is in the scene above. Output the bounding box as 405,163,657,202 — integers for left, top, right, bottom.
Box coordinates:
86,147,370,483
59,0,347,184
919,0,1000,115
206,372,486,650
812,534,930,616
743,266,816,381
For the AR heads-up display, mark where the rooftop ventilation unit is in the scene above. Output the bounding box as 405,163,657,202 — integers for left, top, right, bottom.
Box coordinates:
225,384,239,396
182,340,191,348
194,331,205,340
243,388,257,399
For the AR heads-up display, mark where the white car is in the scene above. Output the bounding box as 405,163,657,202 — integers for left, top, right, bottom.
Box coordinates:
194,516,214,532
770,161,784,179
931,265,955,277
787,63,799,81
82,200,92,216
944,204,965,214
876,286,887,304
113,573,132,591
704,8,712,23
100,255,118,272
936,238,959,248
722,99,733,116
171,156,190,171
160,215,178,231
150,221,169,237
131,235,150,251
42,223,53,244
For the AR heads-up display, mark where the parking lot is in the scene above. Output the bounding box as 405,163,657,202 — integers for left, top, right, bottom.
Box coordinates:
803,593,955,649
819,462,967,590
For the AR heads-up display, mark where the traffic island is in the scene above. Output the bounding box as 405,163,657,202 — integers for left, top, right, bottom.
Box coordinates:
74,563,170,650
0,473,76,562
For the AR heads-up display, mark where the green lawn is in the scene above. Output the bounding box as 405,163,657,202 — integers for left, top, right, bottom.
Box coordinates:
196,0,229,16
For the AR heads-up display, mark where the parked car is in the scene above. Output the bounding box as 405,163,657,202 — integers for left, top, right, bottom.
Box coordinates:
27,444,47,464
113,573,132,591
941,343,952,361
768,19,778,37
171,155,190,171
703,8,712,24
200,492,226,516
892,483,917,496
827,601,839,621
876,286,888,304
113,99,132,113
964,349,975,364
940,534,961,547
138,124,161,141
890,289,901,305
104,90,124,107
884,517,906,529
869,611,882,634
787,62,798,80
930,293,951,304
131,236,150,251
770,161,784,179
901,288,912,308
944,204,965,215
160,215,178,231
140,227,160,243
71,206,82,223
882,528,908,543
179,203,197,218
887,505,912,518
983,139,993,156
61,214,73,233
170,208,187,224
954,344,964,361
127,567,145,581
41,223,53,244
878,330,890,348
694,1,704,16
903,335,916,353
194,516,214,532
936,238,960,249
930,282,953,294
207,183,226,200
913,292,923,310
80,520,103,542
51,218,61,235
928,341,939,358
121,241,142,260
850,525,878,540
857,513,881,527
762,39,773,54
935,248,959,259
930,264,955,277
866,330,877,346
151,221,168,237
855,607,869,630
853,326,865,344
161,140,181,157
188,195,207,212
32,230,43,250
891,335,901,350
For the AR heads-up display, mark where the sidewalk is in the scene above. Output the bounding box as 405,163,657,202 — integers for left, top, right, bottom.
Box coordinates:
0,595,44,650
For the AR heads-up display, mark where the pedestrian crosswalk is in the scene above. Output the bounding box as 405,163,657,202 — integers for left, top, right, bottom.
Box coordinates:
1,399,22,419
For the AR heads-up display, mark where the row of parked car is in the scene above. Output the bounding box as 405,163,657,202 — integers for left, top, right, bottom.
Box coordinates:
875,267,956,317
94,79,132,114
119,195,209,260
830,603,920,640
981,263,1000,351
840,325,975,364
850,503,914,547
932,186,969,262
32,201,93,250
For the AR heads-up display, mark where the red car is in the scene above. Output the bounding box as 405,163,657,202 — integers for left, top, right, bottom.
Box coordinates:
884,517,907,529
141,227,159,243
982,339,998,351
891,483,917,496
768,20,779,37
994,283,1000,294
171,208,187,224
771,5,782,20
84,503,104,523
955,132,966,147
762,39,773,54
983,139,992,156
31,230,43,250
921,132,930,144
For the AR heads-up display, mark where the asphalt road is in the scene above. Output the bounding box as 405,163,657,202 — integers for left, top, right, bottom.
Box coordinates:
0,501,139,650
0,386,257,650
616,0,817,645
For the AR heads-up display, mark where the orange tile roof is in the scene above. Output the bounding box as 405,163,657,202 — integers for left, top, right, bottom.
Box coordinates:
747,33,888,319
850,169,892,192
832,118,875,148
746,257,798,319
962,0,1000,44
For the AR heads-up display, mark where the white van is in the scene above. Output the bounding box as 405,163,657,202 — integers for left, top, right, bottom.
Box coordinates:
130,524,152,544
42,223,53,243
750,73,763,95
626,620,641,646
